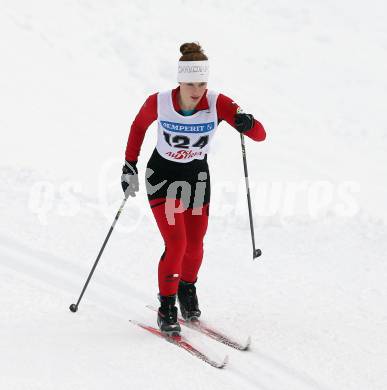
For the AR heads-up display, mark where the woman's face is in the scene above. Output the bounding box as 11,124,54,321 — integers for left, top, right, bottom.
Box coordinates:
179,82,208,105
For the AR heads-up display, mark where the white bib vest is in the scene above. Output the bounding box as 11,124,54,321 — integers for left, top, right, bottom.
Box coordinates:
156,90,219,163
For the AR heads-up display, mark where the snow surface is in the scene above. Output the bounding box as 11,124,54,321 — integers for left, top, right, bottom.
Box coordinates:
1,1,387,389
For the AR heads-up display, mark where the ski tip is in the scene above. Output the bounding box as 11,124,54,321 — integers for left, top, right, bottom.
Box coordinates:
243,336,252,351
219,355,229,369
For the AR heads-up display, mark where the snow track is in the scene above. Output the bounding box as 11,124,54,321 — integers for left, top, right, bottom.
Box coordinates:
1,216,386,389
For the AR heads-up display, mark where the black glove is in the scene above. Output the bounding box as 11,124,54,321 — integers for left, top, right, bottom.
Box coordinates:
121,160,139,197
234,113,255,133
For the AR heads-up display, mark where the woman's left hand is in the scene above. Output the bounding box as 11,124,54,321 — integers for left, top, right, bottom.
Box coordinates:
234,113,254,133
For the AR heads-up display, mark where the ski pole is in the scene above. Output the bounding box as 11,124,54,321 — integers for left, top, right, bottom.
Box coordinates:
240,133,262,259
69,197,128,312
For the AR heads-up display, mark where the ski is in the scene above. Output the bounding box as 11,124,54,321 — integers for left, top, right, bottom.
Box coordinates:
146,305,251,351
129,319,228,369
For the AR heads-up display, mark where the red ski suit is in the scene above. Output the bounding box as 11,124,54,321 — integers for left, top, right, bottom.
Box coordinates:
125,86,266,296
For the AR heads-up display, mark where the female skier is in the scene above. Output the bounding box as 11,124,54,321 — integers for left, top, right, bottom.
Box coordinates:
122,42,266,335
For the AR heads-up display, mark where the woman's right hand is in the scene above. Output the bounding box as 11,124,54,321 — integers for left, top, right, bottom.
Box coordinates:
121,160,139,197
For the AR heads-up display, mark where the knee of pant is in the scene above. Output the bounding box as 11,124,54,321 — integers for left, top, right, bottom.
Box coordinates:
185,241,203,255
165,235,187,256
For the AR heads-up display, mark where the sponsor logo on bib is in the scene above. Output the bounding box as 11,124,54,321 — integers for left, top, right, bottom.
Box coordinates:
161,120,214,133
165,150,203,160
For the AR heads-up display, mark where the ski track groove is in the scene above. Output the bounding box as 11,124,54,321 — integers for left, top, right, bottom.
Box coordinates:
0,234,330,389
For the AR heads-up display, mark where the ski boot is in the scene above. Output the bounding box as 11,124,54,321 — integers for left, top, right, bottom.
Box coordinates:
157,294,181,336
177,279,201,321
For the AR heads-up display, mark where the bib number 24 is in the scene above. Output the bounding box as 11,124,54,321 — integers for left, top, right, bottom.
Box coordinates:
163,132,209,149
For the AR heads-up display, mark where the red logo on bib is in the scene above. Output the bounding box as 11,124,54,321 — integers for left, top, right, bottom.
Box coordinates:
166,150,203,160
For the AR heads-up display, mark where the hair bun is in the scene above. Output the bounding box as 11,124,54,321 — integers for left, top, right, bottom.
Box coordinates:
180,42,203,56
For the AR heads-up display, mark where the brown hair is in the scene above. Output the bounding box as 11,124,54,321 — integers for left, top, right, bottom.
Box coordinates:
179,42,208,61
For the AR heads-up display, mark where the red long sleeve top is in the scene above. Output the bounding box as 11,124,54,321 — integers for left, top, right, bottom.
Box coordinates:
125,86,266,162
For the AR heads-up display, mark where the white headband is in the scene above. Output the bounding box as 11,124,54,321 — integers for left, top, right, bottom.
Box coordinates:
177,60,209,82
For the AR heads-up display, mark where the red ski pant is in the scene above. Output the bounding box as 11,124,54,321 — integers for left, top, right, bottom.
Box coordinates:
149,197,210,296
